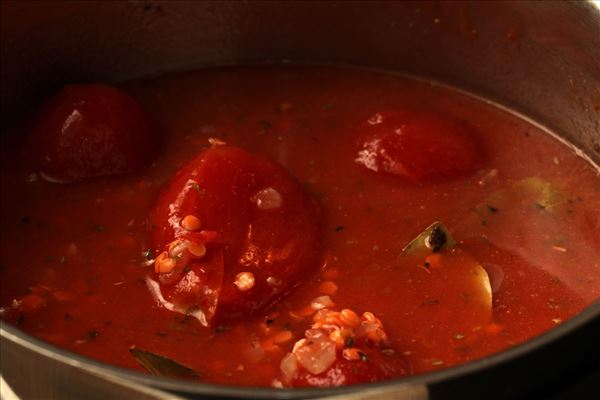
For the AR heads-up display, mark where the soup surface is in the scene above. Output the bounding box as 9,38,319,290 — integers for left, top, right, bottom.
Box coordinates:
1,65,600,387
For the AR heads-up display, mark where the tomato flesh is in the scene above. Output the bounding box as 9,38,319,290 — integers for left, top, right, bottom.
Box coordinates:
27,84,160,182
148,145,322,321
355,111,483,182
293,349,409,387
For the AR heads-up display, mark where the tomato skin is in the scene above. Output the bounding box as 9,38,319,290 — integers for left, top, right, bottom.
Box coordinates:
27,84,160,182
148,145,322,319
355,111,483,182
292,349,410,387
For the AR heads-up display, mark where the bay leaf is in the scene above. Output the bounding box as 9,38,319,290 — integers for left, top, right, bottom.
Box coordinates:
130,346,199,379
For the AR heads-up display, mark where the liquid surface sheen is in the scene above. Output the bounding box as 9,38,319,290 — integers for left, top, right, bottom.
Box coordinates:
1,65,599,387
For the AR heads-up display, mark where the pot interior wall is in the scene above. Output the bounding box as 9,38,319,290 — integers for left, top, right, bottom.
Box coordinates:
1,0,599,161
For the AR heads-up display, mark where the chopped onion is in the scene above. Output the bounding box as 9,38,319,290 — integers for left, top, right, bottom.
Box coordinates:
292,338,307,353
145,277,208,326
245,337,265,363
280,353,298,383
311,295,335,310
234,271,255,291
294,335,337,375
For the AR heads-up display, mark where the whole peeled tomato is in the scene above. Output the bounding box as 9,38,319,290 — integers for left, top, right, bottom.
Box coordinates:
27,84,160,182
355,110,483,182
148,145,322,321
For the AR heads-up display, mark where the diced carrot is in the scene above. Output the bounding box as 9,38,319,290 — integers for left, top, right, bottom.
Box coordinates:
289,306,316,320
180,215,202,231
155,251,176,273
329,329,345,349
186,242,206,257
361,312,382,326
340,309,360,328
342,347,363,361
271,330,293,344
318,280,339,295
365,328,389,345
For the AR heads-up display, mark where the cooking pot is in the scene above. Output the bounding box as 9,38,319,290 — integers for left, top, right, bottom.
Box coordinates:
1,1,599,399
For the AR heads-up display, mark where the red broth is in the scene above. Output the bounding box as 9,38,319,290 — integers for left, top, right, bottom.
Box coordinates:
1,65,599,387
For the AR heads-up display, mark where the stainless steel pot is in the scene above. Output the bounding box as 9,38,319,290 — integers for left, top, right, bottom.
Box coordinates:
1,1,599,399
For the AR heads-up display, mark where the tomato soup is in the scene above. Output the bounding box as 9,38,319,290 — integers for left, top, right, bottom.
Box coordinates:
1,65,599,388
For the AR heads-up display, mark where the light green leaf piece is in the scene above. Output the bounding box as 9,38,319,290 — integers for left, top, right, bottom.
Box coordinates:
516,177,565,211
476,177,566,219
399,221,492,312
401,221,457,256
130,346,199,379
